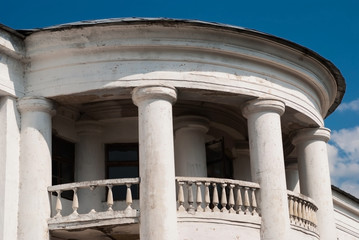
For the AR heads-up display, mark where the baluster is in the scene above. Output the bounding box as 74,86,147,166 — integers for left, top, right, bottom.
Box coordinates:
289,196,294,224
302,201,307,228
212,183,220,212
107,185,114,211
71,187,79,216
125,183,133,211
177,181,186,212
228,184,235,213
308,205,313,227
243,187,250,214
307,204,311,229
196,182,203,212
55,190,62,218
298,199,303,226
220,183,228,213
251,188,258,216
236,186,243,214
293,197,298,224
204,182,211,212
187,182,195,213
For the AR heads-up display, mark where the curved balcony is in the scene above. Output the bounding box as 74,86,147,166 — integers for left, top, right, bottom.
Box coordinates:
47,178,319,240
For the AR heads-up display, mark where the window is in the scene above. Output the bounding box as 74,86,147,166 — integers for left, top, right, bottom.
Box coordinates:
52,135,75,199
206,138,233,179
52,136,75,185
105,143,139,200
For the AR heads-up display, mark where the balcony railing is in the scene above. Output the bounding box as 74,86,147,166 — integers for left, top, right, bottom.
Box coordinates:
47,178,140,228
175,176,260,216
287,190,318,233
48,177,318,235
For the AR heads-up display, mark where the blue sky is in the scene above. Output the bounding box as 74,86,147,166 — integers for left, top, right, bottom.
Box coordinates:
1,0,359,196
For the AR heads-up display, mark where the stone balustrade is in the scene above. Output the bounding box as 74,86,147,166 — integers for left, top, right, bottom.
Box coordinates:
175,176,260,215
47,178,140,220
287,190,318,232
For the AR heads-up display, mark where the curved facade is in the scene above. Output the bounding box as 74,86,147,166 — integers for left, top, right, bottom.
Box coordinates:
0,19,351,240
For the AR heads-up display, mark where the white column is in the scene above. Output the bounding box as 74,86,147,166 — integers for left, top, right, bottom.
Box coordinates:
292,127,337,240
285,162,300,193
174,115,209,177
132,85,178,240
75,120,105,213
232,141,251,181
17,96,54,240
0,96,20,240
242,98,290,240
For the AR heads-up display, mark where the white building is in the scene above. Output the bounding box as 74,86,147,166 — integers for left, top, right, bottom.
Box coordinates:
0,18,358,240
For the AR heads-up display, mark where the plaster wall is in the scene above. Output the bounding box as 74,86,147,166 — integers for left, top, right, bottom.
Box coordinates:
0,96,20,240
178,220,260,240
333,190,359,240
23,23,339,126
0,28,25,97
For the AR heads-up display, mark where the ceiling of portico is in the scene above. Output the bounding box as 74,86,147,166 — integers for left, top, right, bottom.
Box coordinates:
52,87,320,149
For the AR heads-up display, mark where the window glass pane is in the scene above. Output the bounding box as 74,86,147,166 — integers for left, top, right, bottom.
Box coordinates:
108,149,138,162
108,166,139,179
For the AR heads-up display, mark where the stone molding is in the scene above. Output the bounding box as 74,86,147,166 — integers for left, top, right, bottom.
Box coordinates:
75,120,102,135
132,85,177,106
292,127,331,145
174,115,210,132
17,96,55,115
241,98,285,118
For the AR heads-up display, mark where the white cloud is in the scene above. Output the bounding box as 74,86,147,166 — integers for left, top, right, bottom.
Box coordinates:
327,126,359,198
337,98,359,112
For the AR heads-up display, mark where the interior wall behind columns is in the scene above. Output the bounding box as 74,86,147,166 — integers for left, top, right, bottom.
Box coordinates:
0,96,20,240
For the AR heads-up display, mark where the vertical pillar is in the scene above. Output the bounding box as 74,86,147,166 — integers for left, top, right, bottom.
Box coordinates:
17,96,54,240
292,127,337,240
0,96,20,240
242,98,290,240
174,115,209,177
285,162,300,193
232,141,251,181
75,120,104,213
132,85,178,240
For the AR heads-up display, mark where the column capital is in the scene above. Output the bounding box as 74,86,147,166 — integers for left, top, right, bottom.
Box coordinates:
17,96,55,115
241,98,285,119
292,127,331,145
76,120,102,135
132,85,177,106
174,115,210,132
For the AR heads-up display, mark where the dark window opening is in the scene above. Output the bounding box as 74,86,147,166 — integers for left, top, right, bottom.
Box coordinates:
206,138,233,179
52,135,75,199
105,143,139,201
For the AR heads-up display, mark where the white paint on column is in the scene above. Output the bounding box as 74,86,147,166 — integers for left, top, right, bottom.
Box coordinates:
285,163,300,193
75,120,105,213
17,96,54,240
293,127,337,240
232,141,252,181
0,96,20,240
132,85,178,240
242,98,290,240
174,115,209,177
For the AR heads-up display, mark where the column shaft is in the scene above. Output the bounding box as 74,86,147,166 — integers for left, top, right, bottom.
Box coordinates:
133,86,178,240
75,120,105,213
174,116,209,177
17,97,54,240
242,99,290,240
293,128,337,240
232,141,251,181
285,163,300,193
